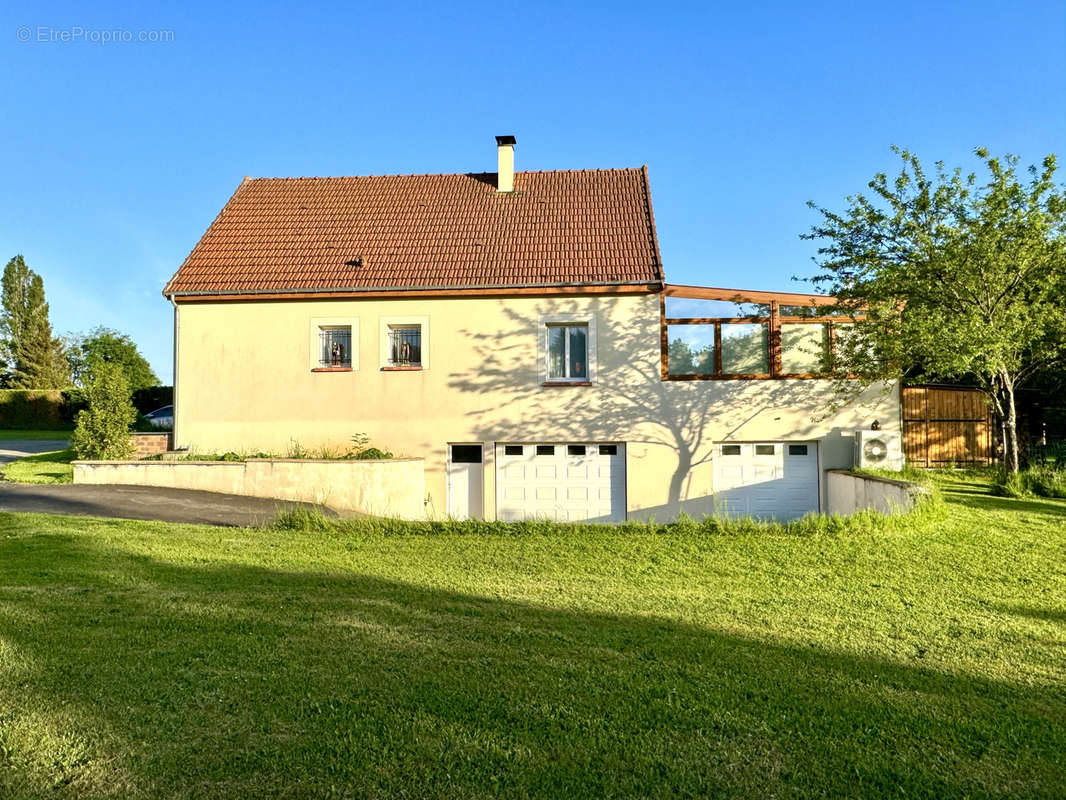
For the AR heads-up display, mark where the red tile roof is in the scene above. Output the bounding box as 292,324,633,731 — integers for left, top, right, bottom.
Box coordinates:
164,168,664,297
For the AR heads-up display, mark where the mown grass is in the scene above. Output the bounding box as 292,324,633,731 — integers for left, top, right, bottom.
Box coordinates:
0,429,72,440
0,448,74,484
0,472,1063,798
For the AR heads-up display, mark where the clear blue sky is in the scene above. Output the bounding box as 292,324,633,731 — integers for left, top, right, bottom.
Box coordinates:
2,0,1063,382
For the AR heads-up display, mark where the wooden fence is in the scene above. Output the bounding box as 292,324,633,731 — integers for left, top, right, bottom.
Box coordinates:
902,385,994,467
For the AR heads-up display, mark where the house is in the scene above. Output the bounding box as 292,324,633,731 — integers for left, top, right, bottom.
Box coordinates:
163,136,901,522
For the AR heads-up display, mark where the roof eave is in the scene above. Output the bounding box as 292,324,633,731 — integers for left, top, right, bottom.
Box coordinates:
165,279,663,302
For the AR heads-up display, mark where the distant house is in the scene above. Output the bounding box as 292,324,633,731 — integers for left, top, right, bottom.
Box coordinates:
164,136,900,522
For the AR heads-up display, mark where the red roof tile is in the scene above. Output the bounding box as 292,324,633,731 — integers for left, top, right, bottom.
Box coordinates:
164,168,664,296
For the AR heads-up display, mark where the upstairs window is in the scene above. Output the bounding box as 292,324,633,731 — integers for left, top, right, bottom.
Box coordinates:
380,316,429,370
540,314,597,385
388,324,422,367
318,326,352,368
309,317,358,372
547,323,588,380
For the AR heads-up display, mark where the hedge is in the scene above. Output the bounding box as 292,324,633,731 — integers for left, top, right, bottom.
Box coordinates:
0,386,173,429
0,390,75,428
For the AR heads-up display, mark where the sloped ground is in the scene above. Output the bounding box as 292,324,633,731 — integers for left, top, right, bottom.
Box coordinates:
0,440,332,527
0,473,1062,798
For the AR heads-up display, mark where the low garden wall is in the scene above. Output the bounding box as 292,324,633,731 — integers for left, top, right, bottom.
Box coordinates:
72,457,426,519
825,470,927,515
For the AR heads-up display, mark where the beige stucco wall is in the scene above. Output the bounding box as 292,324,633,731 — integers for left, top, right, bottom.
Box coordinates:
173,292,901,520
73,458,425,518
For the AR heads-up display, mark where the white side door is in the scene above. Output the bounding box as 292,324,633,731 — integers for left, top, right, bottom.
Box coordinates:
447,444,484,520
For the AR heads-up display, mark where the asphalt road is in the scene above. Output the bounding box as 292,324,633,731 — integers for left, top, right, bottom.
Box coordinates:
0,439,335,527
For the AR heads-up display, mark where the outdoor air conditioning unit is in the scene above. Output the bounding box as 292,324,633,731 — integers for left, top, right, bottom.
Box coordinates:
854,429,904,470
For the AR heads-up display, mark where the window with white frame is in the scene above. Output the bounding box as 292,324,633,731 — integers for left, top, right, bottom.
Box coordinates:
540,314,596,384
379,316,430,370
318,326,352,368
309,317,358,371
547,323,588,380
387,324,422,367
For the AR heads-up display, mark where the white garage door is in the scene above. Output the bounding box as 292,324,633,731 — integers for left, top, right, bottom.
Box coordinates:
712,441,819,520
495,443,626,522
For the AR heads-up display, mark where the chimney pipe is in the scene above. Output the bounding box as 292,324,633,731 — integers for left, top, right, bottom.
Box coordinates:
495,135,516,192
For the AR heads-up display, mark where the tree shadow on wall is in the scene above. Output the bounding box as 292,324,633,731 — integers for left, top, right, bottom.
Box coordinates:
446,300,894,514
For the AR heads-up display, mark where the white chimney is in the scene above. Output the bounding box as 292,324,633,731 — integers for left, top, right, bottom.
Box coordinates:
496,135,516,192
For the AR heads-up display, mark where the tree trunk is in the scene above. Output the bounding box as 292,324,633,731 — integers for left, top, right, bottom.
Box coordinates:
1000,371,1021,473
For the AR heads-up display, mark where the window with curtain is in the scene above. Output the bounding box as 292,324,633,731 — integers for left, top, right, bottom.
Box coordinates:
547,323,588,380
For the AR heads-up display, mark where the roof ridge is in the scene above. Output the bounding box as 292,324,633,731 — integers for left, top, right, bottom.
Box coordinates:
242,167,647,182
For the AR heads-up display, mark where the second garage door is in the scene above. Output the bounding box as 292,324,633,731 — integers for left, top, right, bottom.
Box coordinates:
495,443,626,522
712,441,820,520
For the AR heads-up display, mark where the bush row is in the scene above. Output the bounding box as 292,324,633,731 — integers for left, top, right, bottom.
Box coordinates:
0,387,173,429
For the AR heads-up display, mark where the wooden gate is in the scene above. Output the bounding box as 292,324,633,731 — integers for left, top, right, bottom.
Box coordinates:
902,386,994,466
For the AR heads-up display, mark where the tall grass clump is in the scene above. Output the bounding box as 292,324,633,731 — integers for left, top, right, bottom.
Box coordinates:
992,464,1066,499
268,483,944,538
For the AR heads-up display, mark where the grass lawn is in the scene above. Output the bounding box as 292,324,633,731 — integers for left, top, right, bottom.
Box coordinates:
0,448,74,484
0,473,1063,798
0,429,71,440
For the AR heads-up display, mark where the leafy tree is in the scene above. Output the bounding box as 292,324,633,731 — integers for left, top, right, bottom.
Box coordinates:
1,255,70,388
69,327,159,390
805,147,1066,472
71,361,136,460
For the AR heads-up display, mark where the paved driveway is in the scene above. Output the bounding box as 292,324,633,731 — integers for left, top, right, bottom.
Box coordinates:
0,439,71,460
0,439,336,527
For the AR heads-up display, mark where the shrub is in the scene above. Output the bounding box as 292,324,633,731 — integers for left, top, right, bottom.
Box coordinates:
70,362,136,460
355,446,393,460
349,432,393,459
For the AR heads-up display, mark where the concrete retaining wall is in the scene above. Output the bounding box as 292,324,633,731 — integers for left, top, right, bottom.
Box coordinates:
130,432,173,458
825,470,926,516
73,457,425,519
